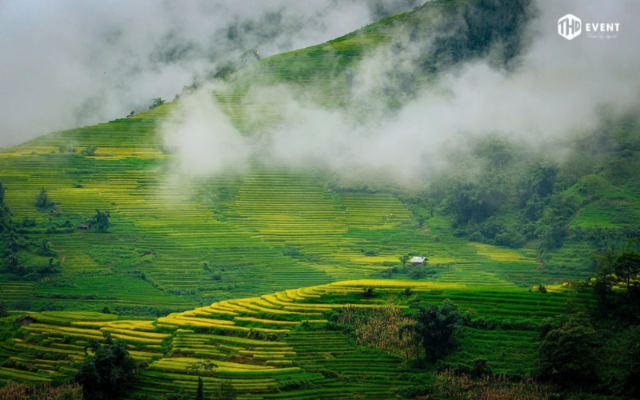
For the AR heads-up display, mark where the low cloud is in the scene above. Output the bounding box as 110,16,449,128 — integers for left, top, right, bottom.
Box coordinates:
0,0,424,148
162,0,640,183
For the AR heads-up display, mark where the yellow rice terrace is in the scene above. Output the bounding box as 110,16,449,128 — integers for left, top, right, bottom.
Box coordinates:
1,0,640,399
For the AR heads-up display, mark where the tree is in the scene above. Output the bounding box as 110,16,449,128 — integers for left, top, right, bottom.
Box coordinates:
536,314,599,386
35,188,53,208
399,299,464,362
196,377,204,400
591,250,618,314
4,252,18,272
75,340,137,400
91,209,110,232
613,250,640,297
0,182,5,204
81,145,97,156
399,254,409,268
185,360,217,375
149,98,165,110
621,326,640,396
38,239,56,257
240,49,260,65
212,381,237,400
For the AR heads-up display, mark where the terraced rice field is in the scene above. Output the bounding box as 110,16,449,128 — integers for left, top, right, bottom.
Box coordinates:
0,0,591,313
0,97,566,310
0,279,578,397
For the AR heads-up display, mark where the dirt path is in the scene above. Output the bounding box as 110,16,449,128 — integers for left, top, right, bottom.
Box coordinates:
537,253,545,271
567,206,585,236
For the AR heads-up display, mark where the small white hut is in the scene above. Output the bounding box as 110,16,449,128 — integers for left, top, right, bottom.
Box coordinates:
410,256,427,265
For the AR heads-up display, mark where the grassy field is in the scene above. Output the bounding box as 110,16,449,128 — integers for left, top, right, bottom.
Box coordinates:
0,279,578,398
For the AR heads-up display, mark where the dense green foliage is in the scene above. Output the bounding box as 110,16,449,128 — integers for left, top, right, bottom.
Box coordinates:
400,299,465,361
532,251,640,398
149,98,165,110
536,313,599,385
75,339,137,400
89,210,110,233
35,188,54,209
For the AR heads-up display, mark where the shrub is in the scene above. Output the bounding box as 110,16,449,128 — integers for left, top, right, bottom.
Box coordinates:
0,381,83,400
430,370,548,399
361,248,380,256
81,145,97,156
35,188,54,209
338,306,420,360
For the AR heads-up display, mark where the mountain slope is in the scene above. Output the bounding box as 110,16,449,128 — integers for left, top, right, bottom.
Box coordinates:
1,0,638,316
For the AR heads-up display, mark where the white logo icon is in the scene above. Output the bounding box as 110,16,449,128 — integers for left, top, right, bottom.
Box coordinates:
558,14,582,40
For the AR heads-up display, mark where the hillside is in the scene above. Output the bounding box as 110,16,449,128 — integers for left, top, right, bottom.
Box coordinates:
0,280,580,398
0,0,576,315
1,0,639,316
1,1,640,399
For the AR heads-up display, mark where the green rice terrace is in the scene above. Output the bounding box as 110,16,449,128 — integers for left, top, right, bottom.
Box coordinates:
1,0,640,399
0,280,586,399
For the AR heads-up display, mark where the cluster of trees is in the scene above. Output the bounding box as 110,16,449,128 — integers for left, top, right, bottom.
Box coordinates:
59,144,76,153
412,111,640,258
2,186,62,279
534,250,640,397
339,294,466,366
58,143,96,156
75,335,138,400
